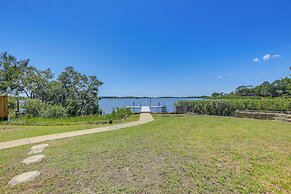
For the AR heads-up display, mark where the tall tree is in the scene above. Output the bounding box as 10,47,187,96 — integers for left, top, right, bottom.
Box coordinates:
0,53,104,116
235,85,254,96
0,52,29,95
20,66,54,99
58,66,103,116
254,81,273,97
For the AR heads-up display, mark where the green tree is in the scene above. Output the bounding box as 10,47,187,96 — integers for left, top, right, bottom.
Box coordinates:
58,66,103,116
254,81,273,97
272,77,291,96
235,85,255,96
0,52,29,95
0,53,104,117
211,92,223,97
20,66,54,99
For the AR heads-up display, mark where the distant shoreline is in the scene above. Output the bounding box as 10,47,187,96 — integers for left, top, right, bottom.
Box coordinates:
100,96,208,99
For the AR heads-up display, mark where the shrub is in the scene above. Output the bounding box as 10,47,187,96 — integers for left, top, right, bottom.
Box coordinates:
23,99,46,117
23,99,68,118
7,107,133,126
109,108,132,120
175,98,291,116
42,104,68,118
8,96,17,109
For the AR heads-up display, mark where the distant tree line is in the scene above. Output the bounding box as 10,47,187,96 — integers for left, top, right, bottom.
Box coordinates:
212,69,291,98
0,52,103,117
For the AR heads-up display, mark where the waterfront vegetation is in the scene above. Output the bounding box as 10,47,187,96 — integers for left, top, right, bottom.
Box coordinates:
1,52,290,193
0,109,138,142
211,76,290,98
0,52,103,118
176,70,291,116
1,115,290,193
2,108,133,126
176,98,291,116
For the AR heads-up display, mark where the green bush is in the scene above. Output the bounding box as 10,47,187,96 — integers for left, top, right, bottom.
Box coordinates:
175,98,291,116
109,108,132,120
6,107,133,126
23,99,46,117
22,99,132,119
23,99,68,118
8,96,17,109
42,104,68,118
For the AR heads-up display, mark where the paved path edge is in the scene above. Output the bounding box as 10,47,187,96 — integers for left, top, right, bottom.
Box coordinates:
0,113,154,150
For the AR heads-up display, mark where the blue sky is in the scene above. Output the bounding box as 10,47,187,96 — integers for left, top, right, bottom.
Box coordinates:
1,0,291,96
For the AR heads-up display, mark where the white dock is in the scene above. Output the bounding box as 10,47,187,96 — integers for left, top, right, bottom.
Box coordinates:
126,105,167,113
140,106,151,113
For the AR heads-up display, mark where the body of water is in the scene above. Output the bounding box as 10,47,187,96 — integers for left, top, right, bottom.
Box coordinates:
99,97,202,114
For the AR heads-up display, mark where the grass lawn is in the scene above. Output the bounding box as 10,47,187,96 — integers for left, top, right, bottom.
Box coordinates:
0,114,139,142
0,115,290,193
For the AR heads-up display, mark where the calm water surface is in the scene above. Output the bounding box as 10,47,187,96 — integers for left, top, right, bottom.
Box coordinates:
99,97,201,114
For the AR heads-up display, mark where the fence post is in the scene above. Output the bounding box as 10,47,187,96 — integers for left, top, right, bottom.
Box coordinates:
0,95,8,121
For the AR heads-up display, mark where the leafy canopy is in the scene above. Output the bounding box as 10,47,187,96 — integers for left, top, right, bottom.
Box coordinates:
0,52,103,116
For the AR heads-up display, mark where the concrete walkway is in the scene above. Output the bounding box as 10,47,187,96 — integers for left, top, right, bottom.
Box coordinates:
0,113,154,150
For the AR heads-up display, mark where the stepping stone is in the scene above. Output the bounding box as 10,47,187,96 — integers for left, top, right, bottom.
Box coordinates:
28,148,44,155
22,154,46,164
8,171,40,186
31,144,48,150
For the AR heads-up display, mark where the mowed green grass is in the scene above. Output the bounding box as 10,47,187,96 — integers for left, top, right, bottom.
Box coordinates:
0,115,290,193
0,114,139,142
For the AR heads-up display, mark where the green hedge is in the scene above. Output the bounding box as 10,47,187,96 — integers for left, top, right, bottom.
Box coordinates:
5,108,133,126
175,98,291,116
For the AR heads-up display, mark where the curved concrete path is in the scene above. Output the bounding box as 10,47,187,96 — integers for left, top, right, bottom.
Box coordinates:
0,113,154,150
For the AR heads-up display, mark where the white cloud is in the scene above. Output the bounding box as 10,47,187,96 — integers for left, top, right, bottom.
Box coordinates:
271,54,281,59
263,54,271,61
253,58,260,62
217,75,222,79
253,53,281,63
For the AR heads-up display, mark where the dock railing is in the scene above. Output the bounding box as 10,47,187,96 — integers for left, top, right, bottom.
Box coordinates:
126,105,167,113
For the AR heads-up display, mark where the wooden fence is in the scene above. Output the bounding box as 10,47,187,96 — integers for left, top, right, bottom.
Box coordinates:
0,96,8,120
